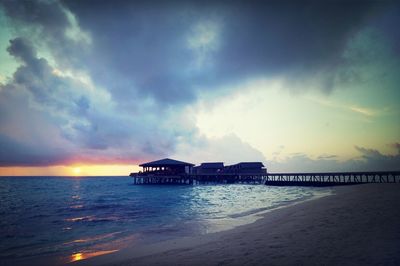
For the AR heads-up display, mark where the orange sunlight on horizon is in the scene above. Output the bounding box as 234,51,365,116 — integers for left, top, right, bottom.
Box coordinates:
0,164,140,176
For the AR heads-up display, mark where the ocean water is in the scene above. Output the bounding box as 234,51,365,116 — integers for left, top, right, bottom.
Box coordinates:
0,176,331,264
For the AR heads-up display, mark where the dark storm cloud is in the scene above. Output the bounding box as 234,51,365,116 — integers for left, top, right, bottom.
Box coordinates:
0,0,68,30
0,0,89,69
61,0,198,104
3,0,393,105
61,0,389,104
214,1,376,83
6,37,85,114
0,134,69,166
373,3,400,55
6,37,36,63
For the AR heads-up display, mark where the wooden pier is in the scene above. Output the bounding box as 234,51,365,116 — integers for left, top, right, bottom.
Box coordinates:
263,171,400,186
130,171,400,186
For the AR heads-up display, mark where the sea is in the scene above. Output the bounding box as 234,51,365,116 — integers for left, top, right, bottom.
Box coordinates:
0,176,332,265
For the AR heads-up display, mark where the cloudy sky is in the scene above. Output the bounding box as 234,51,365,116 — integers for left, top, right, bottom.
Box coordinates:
0,0,399,175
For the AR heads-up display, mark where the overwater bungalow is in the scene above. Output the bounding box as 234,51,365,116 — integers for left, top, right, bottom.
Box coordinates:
130,158,268,185
137,158,195,176
224,162,267,174
193,162,224,174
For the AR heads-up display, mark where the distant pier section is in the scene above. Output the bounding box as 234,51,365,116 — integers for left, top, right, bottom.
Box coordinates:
130,158,400,186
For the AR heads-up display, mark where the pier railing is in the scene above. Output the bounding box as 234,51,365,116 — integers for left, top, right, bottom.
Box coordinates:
130,171,400,186
263,171,400,186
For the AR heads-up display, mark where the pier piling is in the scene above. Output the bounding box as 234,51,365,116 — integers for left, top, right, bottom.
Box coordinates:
130,171,400,186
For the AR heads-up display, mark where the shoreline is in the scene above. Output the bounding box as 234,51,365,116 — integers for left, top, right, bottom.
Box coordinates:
74,183,400,266
71,189,334,266
69,186,332,265
1,184,330,266
198,187,333,234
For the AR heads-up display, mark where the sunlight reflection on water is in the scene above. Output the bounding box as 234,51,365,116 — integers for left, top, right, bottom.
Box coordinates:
63,232,122,245
70,249,119,262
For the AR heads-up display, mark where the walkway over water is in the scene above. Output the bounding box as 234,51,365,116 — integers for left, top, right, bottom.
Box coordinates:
131,171,400,186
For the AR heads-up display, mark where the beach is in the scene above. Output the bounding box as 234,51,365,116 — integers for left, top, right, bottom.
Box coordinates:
75,184,400,266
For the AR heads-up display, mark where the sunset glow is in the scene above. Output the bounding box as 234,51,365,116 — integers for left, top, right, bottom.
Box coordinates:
73,167,81,176
0,165,140,176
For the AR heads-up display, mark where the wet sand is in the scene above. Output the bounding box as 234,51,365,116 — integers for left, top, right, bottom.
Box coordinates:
75,184,400,266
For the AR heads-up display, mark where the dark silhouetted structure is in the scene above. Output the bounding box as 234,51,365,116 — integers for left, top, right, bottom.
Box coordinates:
130,158,400,186
224,162,267,174
193,162,224,174
139,158,194,175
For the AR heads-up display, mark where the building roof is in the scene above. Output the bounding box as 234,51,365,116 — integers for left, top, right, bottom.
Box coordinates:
239,162,265,168
227,162,265,168
199,162,224,168
139,158,195,167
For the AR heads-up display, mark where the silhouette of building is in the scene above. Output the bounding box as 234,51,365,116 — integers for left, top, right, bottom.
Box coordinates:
135,158,266,177
193,162,224,174
139,158,194,175
224,162,267,174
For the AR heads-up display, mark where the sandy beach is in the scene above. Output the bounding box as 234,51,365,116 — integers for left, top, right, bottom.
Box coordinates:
75,184,400,266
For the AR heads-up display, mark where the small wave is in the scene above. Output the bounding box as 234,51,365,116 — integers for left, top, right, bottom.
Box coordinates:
70,205,84,209
65,215,121,223
90,203,122,210
90,216,121,222
28,214,50,219
227,207,272,218
4,241,40,252
65,216,94,222
63,231,122,246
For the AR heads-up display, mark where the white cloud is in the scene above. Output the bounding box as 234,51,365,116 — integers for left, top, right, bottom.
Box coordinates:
174,133,267,165
349,106,377,117
64,7,91,44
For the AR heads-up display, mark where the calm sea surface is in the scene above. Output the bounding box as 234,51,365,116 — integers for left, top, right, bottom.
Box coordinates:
0,176,331,264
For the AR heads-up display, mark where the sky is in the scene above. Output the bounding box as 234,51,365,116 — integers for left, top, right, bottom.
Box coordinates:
0,0,399,176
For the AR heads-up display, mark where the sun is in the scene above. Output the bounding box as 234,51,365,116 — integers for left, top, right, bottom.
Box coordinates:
73,167,81,176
